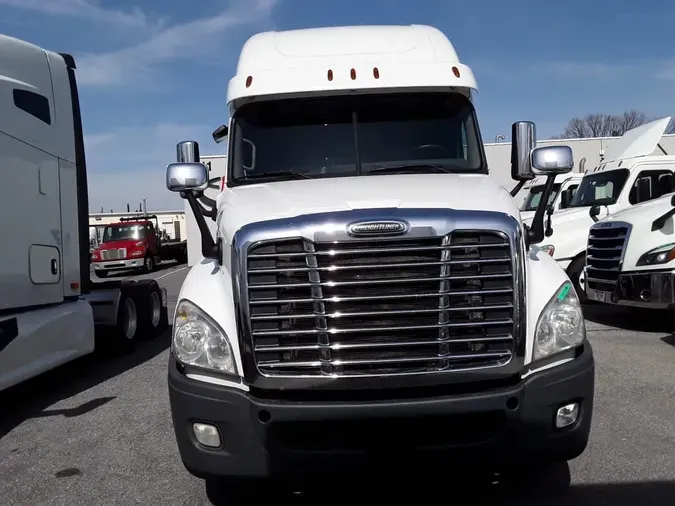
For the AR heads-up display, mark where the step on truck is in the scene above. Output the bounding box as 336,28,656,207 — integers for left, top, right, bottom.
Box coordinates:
165,24,595,495
522,118,675,302
91,214,188,278
0,34,169,392
584,190,675,308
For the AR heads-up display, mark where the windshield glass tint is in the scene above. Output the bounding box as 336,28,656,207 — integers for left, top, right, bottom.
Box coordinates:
103,225,144,242
228,92,486,183
521,183,562,211
569,169,630,207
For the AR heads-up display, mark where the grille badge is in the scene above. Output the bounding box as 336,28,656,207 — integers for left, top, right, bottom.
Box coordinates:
347,220,407,237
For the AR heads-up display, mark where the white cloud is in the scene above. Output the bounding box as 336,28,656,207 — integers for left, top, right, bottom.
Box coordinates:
76,0,277,88
0,0,158,29
85,123,223,212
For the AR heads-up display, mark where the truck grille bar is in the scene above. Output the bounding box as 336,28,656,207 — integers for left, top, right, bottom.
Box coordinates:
245,232,516,377
586,222,631,292
100,248,126,260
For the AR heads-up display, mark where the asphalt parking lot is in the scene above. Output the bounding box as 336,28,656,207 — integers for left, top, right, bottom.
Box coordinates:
2,264,675,505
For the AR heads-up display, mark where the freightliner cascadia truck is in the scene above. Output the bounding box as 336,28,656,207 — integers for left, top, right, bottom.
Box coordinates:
164,24,595,496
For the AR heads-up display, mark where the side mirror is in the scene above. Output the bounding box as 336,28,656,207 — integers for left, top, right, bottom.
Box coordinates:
510,121,537,181
559,188,572,209
671,194,675,207
169,141,220,262
524,145,574,247
589,205,600,223
530,145,574,175
165,162,209,193
636,177,652,203
212,124,229,144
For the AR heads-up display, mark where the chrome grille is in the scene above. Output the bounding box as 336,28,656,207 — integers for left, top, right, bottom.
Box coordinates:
100,248,127,261
246,232,515,377
586,222,630,292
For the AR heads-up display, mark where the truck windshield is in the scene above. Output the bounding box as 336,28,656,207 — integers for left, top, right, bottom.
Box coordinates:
103,224,145,242
569,169,630,208
521,183,562,211
228,92,486,185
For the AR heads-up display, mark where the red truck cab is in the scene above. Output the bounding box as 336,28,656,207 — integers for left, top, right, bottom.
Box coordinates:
91,218,158,278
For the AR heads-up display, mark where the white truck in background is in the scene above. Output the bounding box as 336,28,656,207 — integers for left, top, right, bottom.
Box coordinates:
584,191,675,308
0,34,168,392
523,117,675,302
519,172,584,221
165,24,594,496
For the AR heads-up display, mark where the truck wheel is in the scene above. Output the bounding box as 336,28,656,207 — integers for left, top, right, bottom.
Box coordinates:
95,270,108,278
567,256,588,304
111,290,140,353
142,255,155,274
135,280,169,339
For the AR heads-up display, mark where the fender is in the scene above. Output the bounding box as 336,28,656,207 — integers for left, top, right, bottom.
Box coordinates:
525,247,575,364
174,259,244,376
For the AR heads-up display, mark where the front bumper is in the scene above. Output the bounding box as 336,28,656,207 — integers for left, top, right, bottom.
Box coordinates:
168,344,595,480
585,267,675,309
92,258,143,271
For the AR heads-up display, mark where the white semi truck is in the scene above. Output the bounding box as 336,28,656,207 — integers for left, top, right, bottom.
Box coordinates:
165,25,595,494
519,172,584,221
523,117,675,302
0,34,168,392
584,190,675,308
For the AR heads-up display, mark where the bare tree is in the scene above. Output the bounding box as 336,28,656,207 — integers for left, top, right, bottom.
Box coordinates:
554,110,675,138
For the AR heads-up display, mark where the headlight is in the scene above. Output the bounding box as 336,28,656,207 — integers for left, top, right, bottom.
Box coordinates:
539,244,555,256
636,242,675,266
533,281,585,361
172,299,237,375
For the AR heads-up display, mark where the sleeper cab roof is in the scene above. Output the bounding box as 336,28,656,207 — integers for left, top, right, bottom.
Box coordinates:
227,24,478,106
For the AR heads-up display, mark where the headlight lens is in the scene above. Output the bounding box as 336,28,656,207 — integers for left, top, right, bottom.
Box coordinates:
172,299,237,375
636,242,675,266
533,281,585,361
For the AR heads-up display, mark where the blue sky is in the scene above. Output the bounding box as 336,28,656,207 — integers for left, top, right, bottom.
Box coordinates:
1,0,674,211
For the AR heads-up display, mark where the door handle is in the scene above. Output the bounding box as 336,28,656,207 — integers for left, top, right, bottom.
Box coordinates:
51,259,58,275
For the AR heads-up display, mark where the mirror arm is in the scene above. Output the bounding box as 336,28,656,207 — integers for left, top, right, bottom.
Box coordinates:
185,192,220,261
652,208,675,231
589,205,600,223
544,207,554,237
527,174,557,247
510,180,526,197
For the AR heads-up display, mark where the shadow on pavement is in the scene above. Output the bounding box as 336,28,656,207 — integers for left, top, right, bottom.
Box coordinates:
0,327,171,439
583,303,674,333
205,463,675,505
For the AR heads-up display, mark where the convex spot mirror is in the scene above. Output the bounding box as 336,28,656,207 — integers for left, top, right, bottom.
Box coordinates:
530,145,574,175
166,162,209,193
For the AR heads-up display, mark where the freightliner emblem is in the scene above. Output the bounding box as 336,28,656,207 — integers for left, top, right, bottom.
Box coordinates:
347,220,407,236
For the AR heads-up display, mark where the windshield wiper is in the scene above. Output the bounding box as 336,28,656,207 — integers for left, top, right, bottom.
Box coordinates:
234,171,311,182
367,164,454,174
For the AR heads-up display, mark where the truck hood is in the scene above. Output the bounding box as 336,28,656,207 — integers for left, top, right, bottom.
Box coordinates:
599,194,675,270
219,174,520,239
522,206,592,227
97,239,140,250
522,206,598,261
600,193,674,224
520,209,535,221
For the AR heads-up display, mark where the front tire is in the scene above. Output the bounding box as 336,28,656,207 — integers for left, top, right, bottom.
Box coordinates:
567,256,587,304
142,255,155,274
